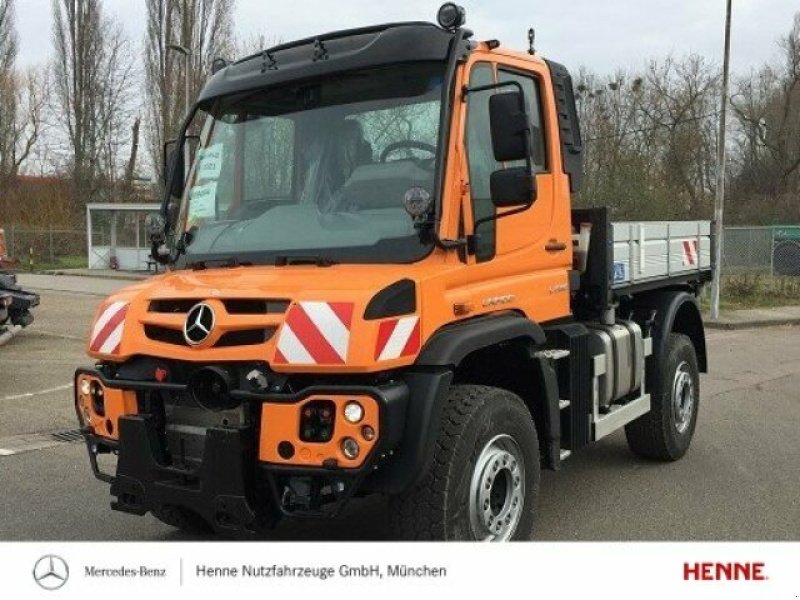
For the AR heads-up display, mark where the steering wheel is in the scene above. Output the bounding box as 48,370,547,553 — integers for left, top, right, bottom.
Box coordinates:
380,140,437,163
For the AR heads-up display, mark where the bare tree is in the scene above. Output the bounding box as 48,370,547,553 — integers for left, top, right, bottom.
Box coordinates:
0,0,19,182
51,0,135,205
0,67,47,179
0,0,48,193
729,13,800,223
0,0,17,75
144,0,235,182
575,55,720,221
234,32,279,60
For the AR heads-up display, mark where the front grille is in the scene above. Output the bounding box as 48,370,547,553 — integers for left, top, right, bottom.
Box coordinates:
144,324,276,347
215,327,277,347
148,299,201,313
223,299,289,315
148,298,290,315
144,324,188,346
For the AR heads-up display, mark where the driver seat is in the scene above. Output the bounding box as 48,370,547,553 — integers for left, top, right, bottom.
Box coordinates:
330,119,373,190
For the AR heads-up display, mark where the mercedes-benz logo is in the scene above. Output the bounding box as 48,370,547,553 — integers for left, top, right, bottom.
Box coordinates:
33,555,69,590
183,302,216,345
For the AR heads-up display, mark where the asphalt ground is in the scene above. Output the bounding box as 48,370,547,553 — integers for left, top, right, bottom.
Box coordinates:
0,274,798,541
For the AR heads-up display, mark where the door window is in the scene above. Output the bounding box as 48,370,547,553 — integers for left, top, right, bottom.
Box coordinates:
464,63,548,262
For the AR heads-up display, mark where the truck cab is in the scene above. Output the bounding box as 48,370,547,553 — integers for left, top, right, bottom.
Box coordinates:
74,5,711,541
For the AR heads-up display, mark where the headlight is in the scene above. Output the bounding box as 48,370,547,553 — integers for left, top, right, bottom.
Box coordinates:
343,401,364,424
80,379,91,395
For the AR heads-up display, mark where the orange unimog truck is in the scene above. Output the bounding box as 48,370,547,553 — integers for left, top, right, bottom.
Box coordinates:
75,4,712,540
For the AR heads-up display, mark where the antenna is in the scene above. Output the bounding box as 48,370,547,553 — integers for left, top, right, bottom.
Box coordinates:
527,28,535,55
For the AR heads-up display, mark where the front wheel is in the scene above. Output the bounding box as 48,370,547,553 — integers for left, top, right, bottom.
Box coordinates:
389,385,540,541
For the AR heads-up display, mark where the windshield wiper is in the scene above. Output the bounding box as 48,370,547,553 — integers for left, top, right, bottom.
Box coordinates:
187,256,253,270
274,255,338,267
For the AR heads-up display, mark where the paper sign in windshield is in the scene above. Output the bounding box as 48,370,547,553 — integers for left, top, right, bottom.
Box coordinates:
188,181,217,219
196,144,223,181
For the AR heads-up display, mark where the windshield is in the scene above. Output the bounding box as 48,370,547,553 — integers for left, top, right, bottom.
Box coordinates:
175,62,445,266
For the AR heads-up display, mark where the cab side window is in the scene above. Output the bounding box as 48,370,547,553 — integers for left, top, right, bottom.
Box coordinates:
465,64,548,262
497,69,547,172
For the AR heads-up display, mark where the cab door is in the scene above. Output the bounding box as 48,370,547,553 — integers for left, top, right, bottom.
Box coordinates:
461,56,571,323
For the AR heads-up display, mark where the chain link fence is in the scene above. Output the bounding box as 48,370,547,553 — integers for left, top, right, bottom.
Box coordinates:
1,224,87,270
723,226,800,276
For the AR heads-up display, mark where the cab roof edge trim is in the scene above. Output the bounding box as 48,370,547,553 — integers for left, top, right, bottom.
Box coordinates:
199,23,456,104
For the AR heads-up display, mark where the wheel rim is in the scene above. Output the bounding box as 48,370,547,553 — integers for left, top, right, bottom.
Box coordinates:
672,361,695,434
468,434,525,541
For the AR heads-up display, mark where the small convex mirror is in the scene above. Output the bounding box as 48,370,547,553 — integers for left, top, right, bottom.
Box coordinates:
403,187,433,223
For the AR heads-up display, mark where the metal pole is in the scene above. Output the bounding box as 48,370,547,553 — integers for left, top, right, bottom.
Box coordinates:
770,227,775,276
710,0,733,320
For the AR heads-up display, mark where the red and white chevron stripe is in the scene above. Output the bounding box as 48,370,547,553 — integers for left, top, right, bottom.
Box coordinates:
89,300,128,355
274,301,354,365
682,240,699,266
375,316,420,361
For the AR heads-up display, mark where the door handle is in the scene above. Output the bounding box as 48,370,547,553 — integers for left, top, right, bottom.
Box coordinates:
545,240,567,252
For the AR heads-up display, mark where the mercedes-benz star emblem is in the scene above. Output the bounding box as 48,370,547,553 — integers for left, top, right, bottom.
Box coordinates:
183,302,216,345
33,555,69,590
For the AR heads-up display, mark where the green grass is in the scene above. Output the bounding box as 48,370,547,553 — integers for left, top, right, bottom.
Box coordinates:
701,272,800,310
25,255,88,272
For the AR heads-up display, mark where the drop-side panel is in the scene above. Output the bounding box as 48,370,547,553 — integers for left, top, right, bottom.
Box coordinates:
610,221,712,289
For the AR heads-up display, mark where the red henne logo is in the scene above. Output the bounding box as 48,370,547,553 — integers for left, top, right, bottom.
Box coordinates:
683,562,767,581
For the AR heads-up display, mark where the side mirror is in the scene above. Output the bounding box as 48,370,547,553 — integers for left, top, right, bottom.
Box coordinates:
489,90,530,162
490,166,537,207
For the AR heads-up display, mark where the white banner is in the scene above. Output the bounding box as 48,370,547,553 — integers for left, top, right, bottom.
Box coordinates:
1,542,796,599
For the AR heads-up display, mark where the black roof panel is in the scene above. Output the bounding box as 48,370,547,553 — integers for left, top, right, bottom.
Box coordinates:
198,22,455,103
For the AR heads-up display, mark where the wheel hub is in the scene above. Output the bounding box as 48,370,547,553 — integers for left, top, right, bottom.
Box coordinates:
672,361,695,434
469,434,524,541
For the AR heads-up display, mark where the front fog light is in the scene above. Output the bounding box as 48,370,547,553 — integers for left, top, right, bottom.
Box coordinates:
343,401,364,424
80,379,91,395
341,437,360,460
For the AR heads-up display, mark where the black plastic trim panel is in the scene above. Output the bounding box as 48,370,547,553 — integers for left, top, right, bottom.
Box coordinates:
416,312,546,367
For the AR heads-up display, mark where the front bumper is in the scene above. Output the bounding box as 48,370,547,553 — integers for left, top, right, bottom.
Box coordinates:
75,367,408,536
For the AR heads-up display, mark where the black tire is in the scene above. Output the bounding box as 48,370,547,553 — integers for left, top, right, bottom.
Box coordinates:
625,333,699,460
389,385,540,541
151,504,212,536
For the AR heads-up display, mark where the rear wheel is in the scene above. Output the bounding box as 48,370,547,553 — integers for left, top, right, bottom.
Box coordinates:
625,333,700,460
389,385,540,541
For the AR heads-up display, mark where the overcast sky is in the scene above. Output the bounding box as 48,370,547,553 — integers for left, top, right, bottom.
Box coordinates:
14,0,799,74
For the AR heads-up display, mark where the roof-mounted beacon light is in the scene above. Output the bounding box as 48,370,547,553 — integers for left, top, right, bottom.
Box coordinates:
437,3,466,31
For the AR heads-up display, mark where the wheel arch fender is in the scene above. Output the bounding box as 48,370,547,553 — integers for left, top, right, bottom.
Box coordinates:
415,312,547,367
367,313,555,495
630,289,707,373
